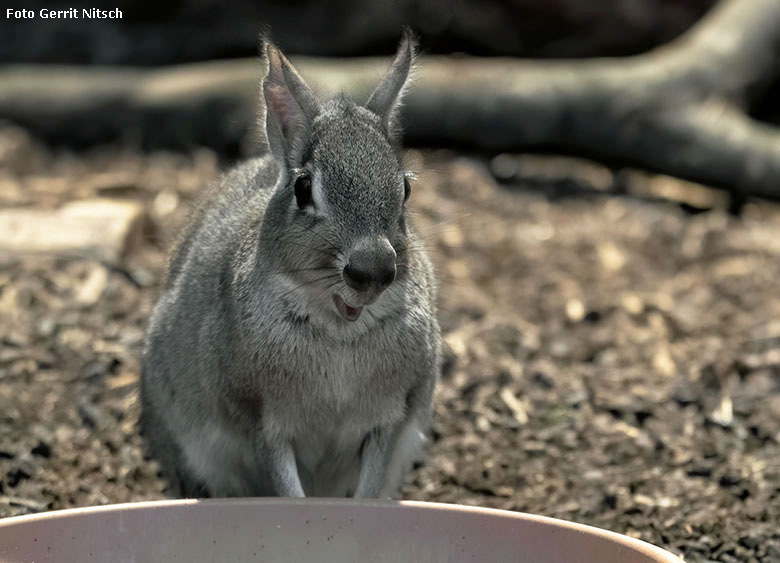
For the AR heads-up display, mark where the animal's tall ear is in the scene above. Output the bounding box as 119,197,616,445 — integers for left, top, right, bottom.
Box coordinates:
366,28,417,139
260,36,320,166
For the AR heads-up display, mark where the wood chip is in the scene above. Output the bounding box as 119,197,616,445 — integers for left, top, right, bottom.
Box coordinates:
499,387,529,425
0,198,145,265
711,394,734,427
75,263,109,306
0,496,46,512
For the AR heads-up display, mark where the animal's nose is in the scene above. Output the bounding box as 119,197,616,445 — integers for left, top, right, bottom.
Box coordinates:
343,262,396,292
343,239,396,293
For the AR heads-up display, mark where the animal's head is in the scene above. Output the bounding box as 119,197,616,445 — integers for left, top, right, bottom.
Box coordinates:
258,30,422,326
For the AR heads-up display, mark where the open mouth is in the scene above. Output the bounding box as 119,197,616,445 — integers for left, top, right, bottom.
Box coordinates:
333,294,363,322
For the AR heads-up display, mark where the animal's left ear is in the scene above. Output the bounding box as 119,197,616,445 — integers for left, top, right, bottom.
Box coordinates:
366,28,417,139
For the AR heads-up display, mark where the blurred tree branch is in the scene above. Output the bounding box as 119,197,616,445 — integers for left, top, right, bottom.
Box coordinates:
0,0,778,198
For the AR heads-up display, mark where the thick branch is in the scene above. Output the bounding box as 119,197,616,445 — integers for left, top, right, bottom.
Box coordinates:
649,0,780,97
0,0,779,197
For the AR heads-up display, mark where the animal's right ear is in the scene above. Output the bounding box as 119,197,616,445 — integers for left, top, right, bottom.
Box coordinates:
260,37,320,166
366,28,417,140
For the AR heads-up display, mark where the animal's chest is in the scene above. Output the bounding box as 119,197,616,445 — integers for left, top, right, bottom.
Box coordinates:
267,332,412,469
291,341,407,426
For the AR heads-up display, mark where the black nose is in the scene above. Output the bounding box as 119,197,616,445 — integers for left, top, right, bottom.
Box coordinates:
343,263,396,292
343,241,396,292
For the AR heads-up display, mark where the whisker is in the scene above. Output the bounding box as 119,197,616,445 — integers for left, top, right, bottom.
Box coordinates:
416,226,467,238
413,213,472,236
396,263,467,288
278,240,337,258
396,243,450,257
383,282,407,306
398,220,489,252
406,214,501,246
265,266,339,277
397,243,433,253
293,222,343,257
405,226,481,245
279,273,342,299
309,278,343,306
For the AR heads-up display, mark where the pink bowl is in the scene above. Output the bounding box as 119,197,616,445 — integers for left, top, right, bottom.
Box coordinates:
0,499,682,562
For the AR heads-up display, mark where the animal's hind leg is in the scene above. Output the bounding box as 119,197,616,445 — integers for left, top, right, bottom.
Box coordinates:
178,423,262,498
139,404,209,498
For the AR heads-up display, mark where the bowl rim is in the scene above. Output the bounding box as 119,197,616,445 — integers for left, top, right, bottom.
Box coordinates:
0,498,683,562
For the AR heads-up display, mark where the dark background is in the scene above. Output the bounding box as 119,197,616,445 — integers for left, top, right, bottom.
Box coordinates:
2,0,714,64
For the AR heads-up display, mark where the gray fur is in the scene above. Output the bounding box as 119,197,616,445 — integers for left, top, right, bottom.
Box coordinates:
140,31,440,499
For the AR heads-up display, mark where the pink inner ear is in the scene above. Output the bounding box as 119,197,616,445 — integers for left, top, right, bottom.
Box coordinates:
266,83,298,138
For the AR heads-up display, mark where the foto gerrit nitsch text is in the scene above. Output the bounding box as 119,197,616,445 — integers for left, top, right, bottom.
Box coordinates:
6,8,122,19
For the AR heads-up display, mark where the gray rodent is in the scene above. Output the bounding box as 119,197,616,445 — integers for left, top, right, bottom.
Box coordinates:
139,30,441,499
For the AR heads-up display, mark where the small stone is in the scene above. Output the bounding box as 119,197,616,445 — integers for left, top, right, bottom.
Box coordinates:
475,415,491,432
129,267,157,287
152,189,180,217
598,242,626,271
565,298,585,322
36,317,57,338
621,293,644,315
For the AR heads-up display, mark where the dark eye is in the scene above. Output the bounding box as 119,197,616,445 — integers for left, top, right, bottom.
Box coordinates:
294,174,313,209
403,176,411,202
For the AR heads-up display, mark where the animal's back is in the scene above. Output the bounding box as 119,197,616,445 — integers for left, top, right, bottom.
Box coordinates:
140,155,280,494
163,155,279,290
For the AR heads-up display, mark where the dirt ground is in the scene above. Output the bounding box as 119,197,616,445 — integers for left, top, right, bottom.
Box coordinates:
1,126,779,562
